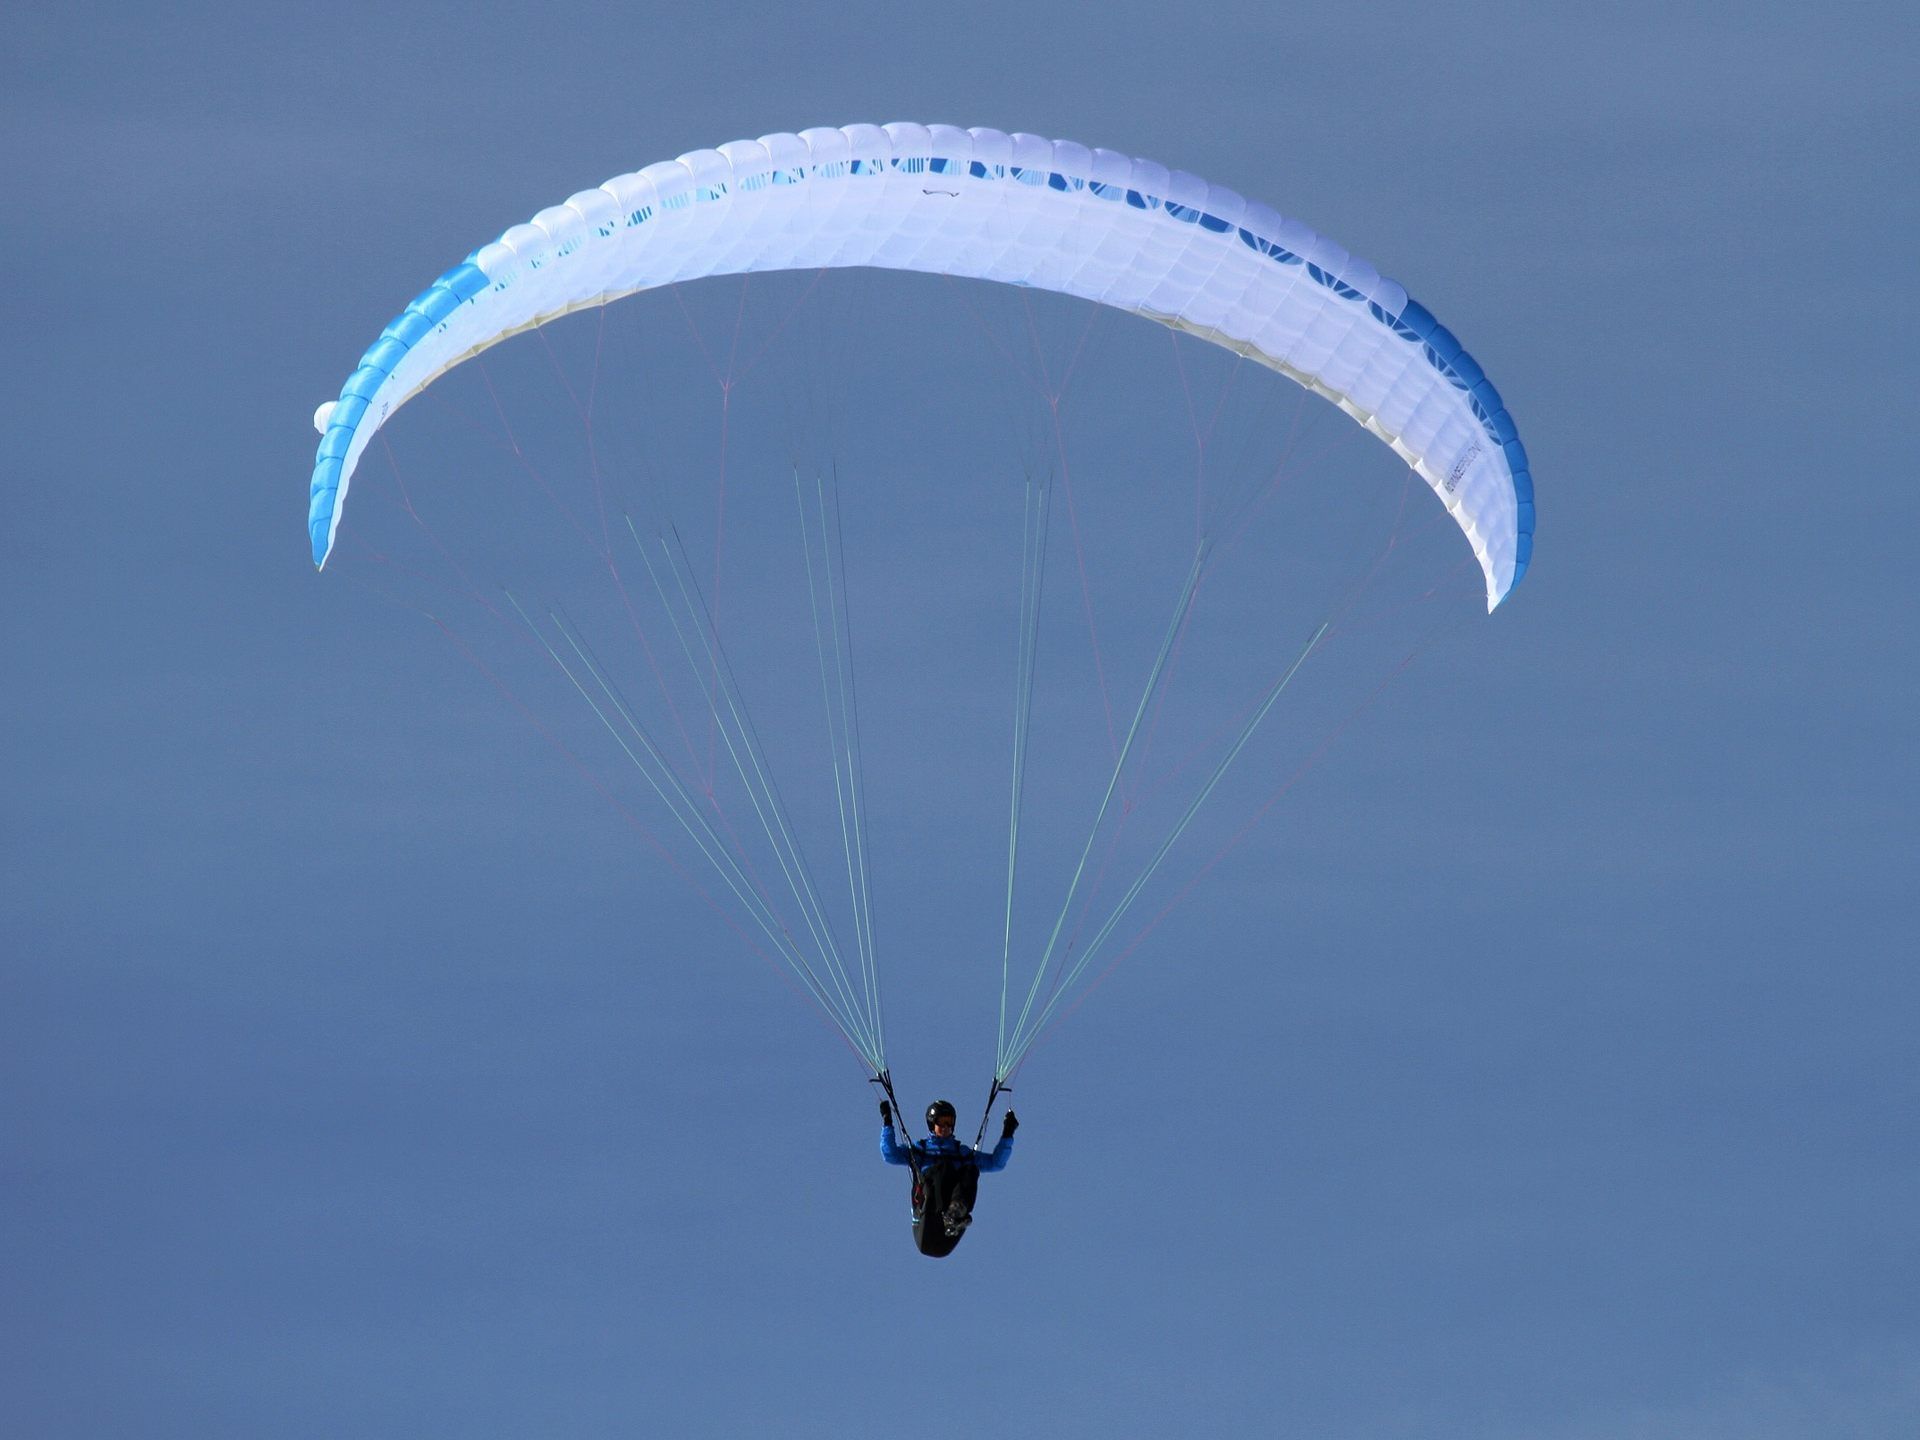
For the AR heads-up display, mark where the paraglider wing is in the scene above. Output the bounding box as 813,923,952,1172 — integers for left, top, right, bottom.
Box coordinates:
309,123,1532,608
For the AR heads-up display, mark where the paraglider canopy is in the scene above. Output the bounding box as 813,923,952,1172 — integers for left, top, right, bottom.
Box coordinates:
309,124,1532,610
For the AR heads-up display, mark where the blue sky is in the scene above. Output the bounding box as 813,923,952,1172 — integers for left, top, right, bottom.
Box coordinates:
3,3,1915,1436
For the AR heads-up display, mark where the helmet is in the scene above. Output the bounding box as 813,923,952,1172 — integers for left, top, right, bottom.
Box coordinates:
926,1099,958,1129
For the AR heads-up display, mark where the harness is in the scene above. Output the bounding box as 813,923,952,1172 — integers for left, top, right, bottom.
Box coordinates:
871,1069,1012,1211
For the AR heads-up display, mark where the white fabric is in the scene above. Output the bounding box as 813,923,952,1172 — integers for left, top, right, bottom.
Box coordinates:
316,124,1524,607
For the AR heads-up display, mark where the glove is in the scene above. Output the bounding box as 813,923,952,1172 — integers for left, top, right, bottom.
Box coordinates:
879,1099,893,1125
1001,1110,1019,1139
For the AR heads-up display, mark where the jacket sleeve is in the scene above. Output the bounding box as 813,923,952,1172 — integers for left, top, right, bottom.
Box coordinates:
974,1135,1015,1174
880,1124,914,1167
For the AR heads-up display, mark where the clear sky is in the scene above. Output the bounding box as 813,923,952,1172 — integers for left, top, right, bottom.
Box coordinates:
4,3,1915,1436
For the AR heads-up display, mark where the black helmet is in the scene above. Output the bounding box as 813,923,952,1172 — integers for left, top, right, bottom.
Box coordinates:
926,1099,958,1129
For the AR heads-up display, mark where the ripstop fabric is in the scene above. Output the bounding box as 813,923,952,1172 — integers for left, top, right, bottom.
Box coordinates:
309,123,1533,608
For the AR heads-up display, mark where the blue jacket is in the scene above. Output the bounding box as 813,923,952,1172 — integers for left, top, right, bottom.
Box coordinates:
881,1125,1014,1174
